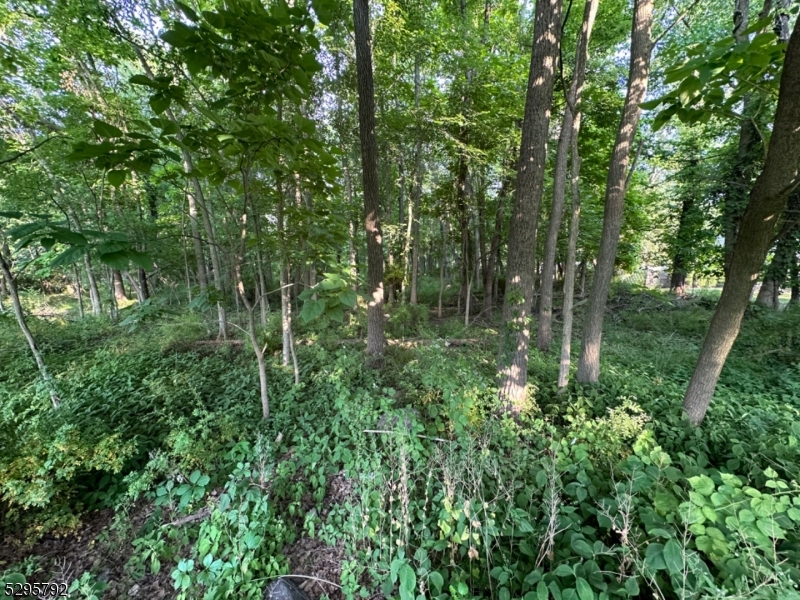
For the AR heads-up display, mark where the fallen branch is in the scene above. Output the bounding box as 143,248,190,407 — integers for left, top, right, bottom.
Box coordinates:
165,507,210,527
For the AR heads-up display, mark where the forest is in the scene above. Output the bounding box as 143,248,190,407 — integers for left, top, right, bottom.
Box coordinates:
1,0,800,597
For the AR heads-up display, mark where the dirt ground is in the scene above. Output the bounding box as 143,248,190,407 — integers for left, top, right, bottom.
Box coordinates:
0,472,357,599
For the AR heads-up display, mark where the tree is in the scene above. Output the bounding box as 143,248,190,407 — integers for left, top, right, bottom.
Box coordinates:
576,0,655,384
353,0,386,364
538,0,600,351
497,0,563,415
683,16,800,425
0,246,59,408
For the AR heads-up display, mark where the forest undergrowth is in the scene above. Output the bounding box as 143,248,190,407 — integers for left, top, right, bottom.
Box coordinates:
1,285,800,600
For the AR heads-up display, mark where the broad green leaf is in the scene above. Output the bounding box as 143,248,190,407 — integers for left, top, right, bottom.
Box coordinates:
428,571,443,593
575,577,593,600
756,518,786,539
94,119,123,138
644,543,666,571
663,539,684,575
50,245,87,267
537,581,549,600
688,475,715,496
107,170,128,187
398,564,416,600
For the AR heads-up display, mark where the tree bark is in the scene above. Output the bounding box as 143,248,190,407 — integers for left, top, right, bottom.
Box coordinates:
756,192,800,307
73,264,84,319
538,0,599,351
559,127,583,390
410,54,423,306
484,153,515,316
0,249,59,407
237,167,271,419
84,254,103,315
354,0,386,364
670,195,696,296
683,18,800,425
438,219,448,318
576,0,654,384
113,269,127,301
497,0,563,415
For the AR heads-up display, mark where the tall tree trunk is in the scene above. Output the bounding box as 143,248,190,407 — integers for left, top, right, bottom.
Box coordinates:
410,54,423,307
497,0,563,415
538,0,599,351
84,254,103,315
576,0,654,384
438,219,448,318
187,177,208,290
354,0,386,364
113,269,127,301
73,264,84,319
138,268,150,300
276,177,295,371
559,129,583,390
0,249,59,408
123,271,144,303
670,194,696,296
237,167,271,419
683,18,800,425
484,153,515,316
790,254,800,304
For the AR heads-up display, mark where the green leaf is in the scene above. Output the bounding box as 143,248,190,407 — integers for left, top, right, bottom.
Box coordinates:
128,251,153,270
554,564,574,577
756,518,786,539
575,577,593,600
0,210,24,218
326,304,345,323
639,98,663,110
93,119,123,138
338,288,358,308
537,581,549,600
654,492,679,514
161,28,192,48
51,229,88,246
99,250,132,270
663,539,684,575
688,475,715,496
150,95,171,115
107,170,128,187
175,1,199,21
300,298,326,323
571,538,593,559
129,74,158,87
50,245,87,267
644,543,666,571
623,578,639,597
428,571,443,594
398,564,416,600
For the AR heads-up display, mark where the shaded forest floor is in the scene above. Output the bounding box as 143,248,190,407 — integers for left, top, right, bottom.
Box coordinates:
1,284,800,599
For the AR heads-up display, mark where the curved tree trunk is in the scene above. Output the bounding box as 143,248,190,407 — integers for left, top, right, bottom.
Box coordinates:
576,0,654,383
0,249,59,408
497,0,563,416
354,0,386,365
538,0,599,351
683,18,800,425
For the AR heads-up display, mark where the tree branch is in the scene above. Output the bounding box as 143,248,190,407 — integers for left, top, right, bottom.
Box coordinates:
0,136,60,166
